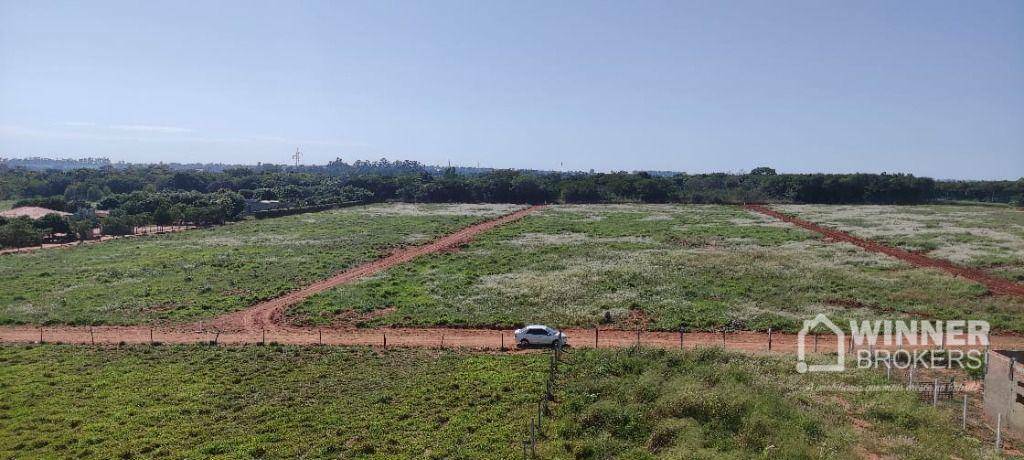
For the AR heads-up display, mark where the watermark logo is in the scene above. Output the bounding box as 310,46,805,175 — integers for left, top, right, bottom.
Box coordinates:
797,317,989,373
796,314,845,373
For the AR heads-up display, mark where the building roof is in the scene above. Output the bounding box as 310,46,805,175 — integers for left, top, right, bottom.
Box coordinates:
0,206,72,220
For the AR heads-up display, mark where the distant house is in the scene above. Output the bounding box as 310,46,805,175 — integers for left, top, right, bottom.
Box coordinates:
0,206,72,220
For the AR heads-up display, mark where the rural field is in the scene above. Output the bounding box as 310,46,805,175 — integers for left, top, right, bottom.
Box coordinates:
291,204,1024,333
0,203,522,325
777,204,1024,283
0,344,1000,459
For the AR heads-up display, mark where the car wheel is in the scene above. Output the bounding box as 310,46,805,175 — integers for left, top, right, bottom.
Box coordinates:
519,339,530,348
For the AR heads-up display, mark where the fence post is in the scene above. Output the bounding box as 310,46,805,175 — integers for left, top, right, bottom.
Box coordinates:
530,419,537,457
886,358,892,381
594,327,598,348
262,328,266,345
679,327,685,350
636,327,641,347
932,378,939,406
961,395,968,431
499,331,503,351
767,328,772,351
150,328,154,345
908,363,915,389
814,332,819,353
441,334,445,349
384,332,388,350
90,327,95,345
996,413,1002,450
319,329,323,345
39,327,43,344
214,331,220,345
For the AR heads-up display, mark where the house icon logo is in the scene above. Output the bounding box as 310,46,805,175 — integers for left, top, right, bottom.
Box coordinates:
796,314,845,373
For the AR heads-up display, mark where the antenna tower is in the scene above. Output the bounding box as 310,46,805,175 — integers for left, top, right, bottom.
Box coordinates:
292,148,302,166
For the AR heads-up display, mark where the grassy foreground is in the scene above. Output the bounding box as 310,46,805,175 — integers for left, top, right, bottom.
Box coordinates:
0,345,546,459
544,348,996,459
0,345,994,459
0,203,521,325
292,204,1024,332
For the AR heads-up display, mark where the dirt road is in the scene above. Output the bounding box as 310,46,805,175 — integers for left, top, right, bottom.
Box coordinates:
2,325,1022,353
745,204,1024,297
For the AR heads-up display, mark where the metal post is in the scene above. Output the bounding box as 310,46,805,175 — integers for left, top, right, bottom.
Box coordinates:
679,328,684,350
441,334,444,349
886,358,892,381
384,332,388,350
932,378,939,406
961,395,968,431
39,327,43,344
319,329,323,345
90,327,95,345
594,327,598,348
767,328,772,351
996,413,1002,450
150,328,154,345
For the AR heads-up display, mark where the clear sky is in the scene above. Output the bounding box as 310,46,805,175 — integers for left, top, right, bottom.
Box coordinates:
1,0,1021,179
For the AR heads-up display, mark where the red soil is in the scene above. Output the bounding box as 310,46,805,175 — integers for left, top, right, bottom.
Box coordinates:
745,204,1024,297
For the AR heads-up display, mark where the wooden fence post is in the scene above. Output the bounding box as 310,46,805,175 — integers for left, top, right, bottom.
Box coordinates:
150,328,154,345
384,332,388,350
90,327,95,345
767,328,772,351
594,327,598,348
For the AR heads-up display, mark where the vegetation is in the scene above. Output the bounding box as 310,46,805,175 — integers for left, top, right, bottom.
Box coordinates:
543,348,996,459
0,203,520,325
779,204,1024,282
0,345,993,459
0,345,546,459
292,205,1024,332
3,158,1022,211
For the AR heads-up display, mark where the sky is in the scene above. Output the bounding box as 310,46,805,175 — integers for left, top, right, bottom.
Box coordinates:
1,1,1022,179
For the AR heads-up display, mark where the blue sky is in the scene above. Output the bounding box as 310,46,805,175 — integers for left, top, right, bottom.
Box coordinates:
1,1,1021,179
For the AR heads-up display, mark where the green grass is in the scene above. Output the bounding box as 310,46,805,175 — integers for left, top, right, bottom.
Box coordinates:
777,204,1024,282
543,348,996,459
0,344,546,459
0,200,13,211
291,204,1024,333
0,203,521,325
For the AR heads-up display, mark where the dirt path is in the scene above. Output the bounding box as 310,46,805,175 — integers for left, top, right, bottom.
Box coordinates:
206,205,544,332
3,325,1023,352
745,204,1024,297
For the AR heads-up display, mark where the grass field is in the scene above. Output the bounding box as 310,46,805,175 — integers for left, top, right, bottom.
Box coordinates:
543,348,996,459
0,200,13,211
0,203,522,325
0,345,546,459
777,204,1024,282
291,204,1024,333
0,345,992,459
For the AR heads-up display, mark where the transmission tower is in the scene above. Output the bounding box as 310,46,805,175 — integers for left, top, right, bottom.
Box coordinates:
292,148,302,166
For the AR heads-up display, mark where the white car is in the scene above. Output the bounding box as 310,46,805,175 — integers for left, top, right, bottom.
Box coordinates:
514,325,567,348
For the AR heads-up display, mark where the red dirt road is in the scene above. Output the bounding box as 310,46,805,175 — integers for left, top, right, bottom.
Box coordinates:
745,204,1024,297
2,325,1022,353
207,205,545,332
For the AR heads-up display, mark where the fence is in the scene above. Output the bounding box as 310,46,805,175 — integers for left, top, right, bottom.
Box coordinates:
519,341,564,458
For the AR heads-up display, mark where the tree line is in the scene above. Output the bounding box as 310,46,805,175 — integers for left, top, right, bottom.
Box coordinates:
1,159,1021,249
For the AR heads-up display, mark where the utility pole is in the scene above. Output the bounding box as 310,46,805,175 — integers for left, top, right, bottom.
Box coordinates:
292,148,302,167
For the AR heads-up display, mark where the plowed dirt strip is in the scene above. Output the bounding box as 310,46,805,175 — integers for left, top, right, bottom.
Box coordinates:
3,326,1022,352
207,205,545,332
745,204,1024,296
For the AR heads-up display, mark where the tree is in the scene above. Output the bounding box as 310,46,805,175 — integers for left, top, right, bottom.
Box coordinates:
0,217,42,248
33,213,70,235
750,167,777,176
